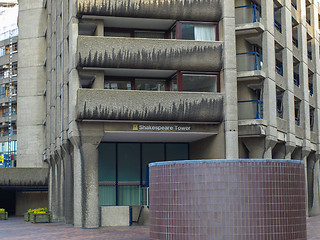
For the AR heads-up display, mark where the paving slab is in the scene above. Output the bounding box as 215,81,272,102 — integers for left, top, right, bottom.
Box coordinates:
0,215,320,239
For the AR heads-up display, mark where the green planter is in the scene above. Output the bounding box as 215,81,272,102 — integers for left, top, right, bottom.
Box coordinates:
24,212,30,221
0,212,8,220
30,213,51,223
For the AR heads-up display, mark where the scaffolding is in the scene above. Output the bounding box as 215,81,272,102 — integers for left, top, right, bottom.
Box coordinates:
7,29,13,167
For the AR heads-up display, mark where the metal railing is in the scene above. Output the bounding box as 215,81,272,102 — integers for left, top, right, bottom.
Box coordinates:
308,51,312,60
236,52,262,71
291,1,297,9
238,100,263,120
275,62,283,76
235,4,261,24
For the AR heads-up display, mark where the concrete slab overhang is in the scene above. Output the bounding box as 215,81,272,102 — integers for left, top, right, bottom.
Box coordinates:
0,168,48,187
77,36,223,72
238,119,267,137
237,70,266,80
77,0,222,22
235,22,265,35
77,89,224,122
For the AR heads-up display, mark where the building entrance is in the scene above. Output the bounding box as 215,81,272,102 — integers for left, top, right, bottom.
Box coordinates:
98,142,189,206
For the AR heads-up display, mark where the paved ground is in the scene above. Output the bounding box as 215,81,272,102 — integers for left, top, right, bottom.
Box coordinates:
0,215,320,239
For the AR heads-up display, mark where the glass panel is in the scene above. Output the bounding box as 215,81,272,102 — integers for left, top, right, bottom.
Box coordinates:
142,144,165,185
104,80,131,90
134,31,165,39
171,75,178,91
118,185,140,206
181,24,215,41
99,186,116,206
181,24,195,40
104,32,131,38
135,79,166,91
182,74,217,92
170,26,176,39
98,143,116,182
166,143,189,161
118,143,140,182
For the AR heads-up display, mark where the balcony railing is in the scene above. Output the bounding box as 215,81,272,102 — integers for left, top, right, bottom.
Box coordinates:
235,4,261,24
291,1,297,9
306,19,311,25
308,51,312,60
236,52,262,71
238,100,263,120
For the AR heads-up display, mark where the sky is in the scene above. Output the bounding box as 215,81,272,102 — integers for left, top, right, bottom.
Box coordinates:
0,3,18,41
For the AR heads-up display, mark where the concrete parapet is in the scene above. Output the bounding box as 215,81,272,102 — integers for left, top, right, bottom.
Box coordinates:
0,168,48,186
77,36,223,72
77,0,222,22
77,89,224,122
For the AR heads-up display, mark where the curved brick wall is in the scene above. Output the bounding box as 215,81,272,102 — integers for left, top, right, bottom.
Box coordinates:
149,159,306,240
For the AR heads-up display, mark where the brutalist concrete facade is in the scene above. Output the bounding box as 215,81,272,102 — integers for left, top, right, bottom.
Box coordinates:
16,0,320,228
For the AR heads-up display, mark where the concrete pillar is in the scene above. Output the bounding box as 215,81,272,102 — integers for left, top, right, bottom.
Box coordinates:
302,149,311,216
242,137,265,159
285,144,296,159
70,123,104,228
48,159,54,214
272,142,286,159
310,155,320,216
58,156,65,222
222,0,238,158
62,143,73,224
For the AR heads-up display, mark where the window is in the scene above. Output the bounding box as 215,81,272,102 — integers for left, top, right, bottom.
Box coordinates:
104,72,220,93
173,22,218,41
310,107,315,131
295,98,300,126
309,72,314,96
276,88,284,118
135,79,166,91
178,73,218,92
104,79,132,90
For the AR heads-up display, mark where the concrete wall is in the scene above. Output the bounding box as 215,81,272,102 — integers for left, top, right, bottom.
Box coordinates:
17,0,46,167
15,191,48,216
100,206,131,227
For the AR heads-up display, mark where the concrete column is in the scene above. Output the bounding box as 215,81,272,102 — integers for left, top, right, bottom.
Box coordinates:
70,123,104,228
62,143,73,224
59,157,65,222
310,155,320,216
285,143,296,159
242,137,265,159
272,143,286,159
302,149,311,216
48,159,54,214
222,0,238,158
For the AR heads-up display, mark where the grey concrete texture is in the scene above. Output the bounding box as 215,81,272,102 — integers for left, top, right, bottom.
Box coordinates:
78,36,223,72
18,8,46,40
77,89,224,122
18,38,46,68
19,0,44,11
17,67,46,97
77,0,222,21
17,96,45,126
0,168,48,186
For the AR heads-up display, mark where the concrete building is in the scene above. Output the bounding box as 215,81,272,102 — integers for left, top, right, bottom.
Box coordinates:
16,0,320,228
0,2,48,217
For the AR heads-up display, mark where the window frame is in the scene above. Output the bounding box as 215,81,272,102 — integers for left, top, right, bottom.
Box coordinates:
173,21,219,41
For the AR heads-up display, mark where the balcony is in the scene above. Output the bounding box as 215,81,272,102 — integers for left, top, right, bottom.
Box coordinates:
236,52,265,80
294,73,300,87
238,100,263,120
235,4,264,34
292,37,298,48
77,89,224,122
78,36,223,72
77,0,222,22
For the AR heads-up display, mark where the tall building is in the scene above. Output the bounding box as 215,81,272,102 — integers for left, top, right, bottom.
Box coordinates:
17,0,320,228
0,2,48,217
